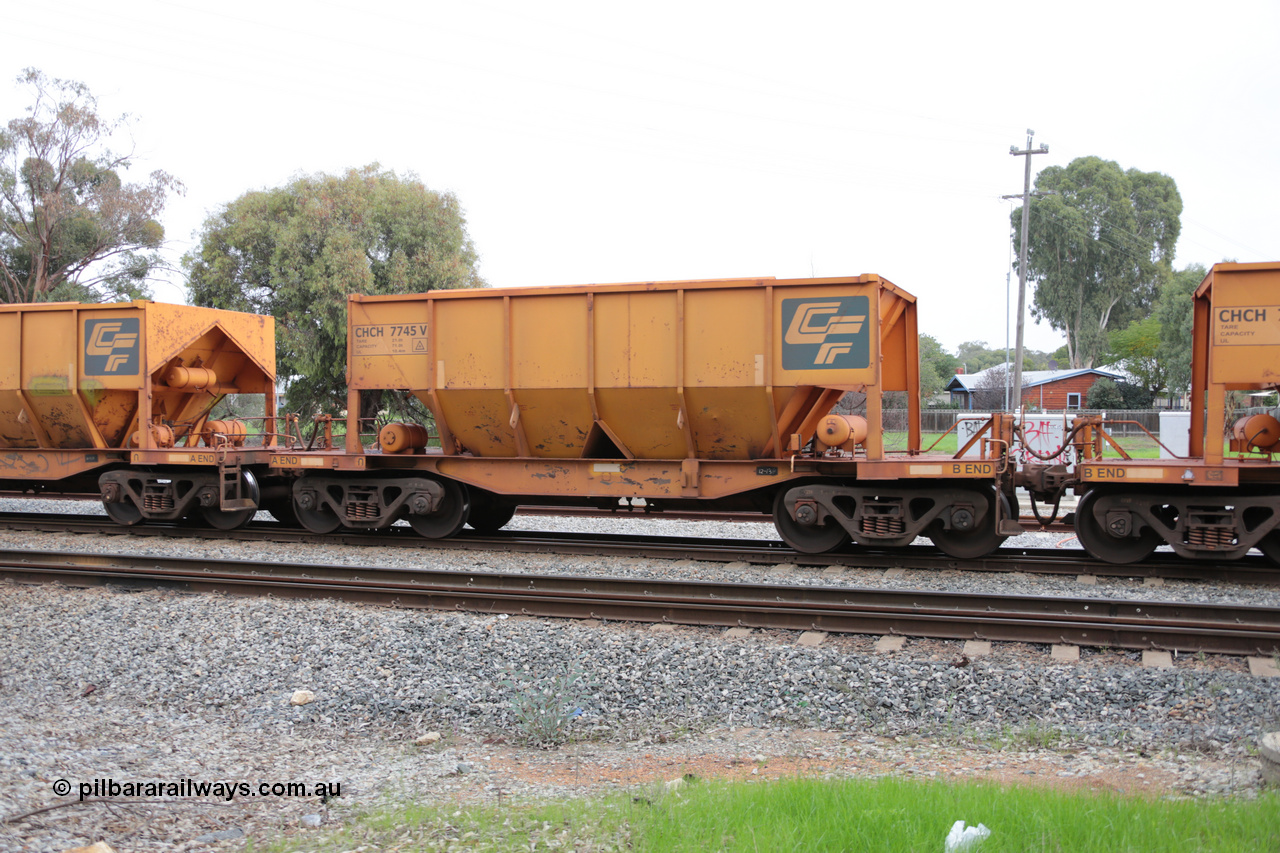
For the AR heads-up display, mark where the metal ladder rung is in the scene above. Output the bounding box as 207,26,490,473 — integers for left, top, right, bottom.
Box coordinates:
219,463,257,510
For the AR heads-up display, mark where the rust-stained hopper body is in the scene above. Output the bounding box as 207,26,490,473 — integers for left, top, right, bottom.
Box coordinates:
346,274,920,462
0,300,276,485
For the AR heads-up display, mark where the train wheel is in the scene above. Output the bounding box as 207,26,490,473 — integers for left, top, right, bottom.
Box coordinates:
200,505,256,530
772,488,851,554
103,498,143,526
294,502,341,534
1074,490,1160,564
199,470,260,531
409,478,471,539
467,502,517,533
928,489,1010,559
291,477,343,534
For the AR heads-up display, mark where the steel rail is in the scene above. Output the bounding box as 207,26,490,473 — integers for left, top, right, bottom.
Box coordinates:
0,510,1278,585
3,548,1278,655
0,495,1072,531
513,505,1077,532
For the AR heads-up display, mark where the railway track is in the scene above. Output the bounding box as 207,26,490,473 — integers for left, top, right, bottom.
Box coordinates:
0,495,1073,529
4,547,1278,656
517,505,1077,532
0,510,1278,585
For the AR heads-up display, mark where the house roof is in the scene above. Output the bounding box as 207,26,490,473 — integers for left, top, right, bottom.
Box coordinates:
945,365,1125,393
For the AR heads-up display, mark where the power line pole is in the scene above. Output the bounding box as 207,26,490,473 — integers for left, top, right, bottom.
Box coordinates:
1004,267,1011,410
1002,129,1049,413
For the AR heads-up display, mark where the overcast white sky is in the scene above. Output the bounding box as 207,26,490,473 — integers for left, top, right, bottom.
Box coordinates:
5,0,1278,356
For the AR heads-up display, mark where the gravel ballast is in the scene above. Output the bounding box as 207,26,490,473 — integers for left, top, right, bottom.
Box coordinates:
1,503,1279,850
2,567,1276,747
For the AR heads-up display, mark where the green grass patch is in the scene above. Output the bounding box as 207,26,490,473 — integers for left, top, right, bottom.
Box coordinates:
886,432,958,453
885,431,1195,460
1092,435,1247,461
1096,434,1163,459
257,776,1280,852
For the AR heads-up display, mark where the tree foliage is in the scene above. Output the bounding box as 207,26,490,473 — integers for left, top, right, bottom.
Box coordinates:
1086,377,1153,410
1086,378,1124,409
0,68,182,303
953,340,1058,375
1016,156,1181,370
1107,315,1165,397
1155,263,1207,397
955,341,1005,374
1119,382,1155,409
185,165,484,417
918,334,959,403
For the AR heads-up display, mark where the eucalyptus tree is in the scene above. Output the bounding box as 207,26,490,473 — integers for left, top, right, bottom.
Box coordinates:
0,68,182,303
185,164,484,420
1013,156,1181,369
1154,263,1208,398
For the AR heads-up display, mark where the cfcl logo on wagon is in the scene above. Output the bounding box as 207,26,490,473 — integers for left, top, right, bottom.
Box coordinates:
84,319,140,375
781,296,870,370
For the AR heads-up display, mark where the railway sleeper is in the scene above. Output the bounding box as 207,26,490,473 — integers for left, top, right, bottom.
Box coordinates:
1076,488,1280,564
99,468,261,529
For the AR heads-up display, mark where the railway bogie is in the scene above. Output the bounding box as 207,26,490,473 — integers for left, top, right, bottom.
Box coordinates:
773,480,1015,558
98,467,263,530
287,473,470,537
1074,486,1280,564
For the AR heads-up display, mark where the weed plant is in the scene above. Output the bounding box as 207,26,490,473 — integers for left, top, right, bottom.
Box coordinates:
500,664,592,747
